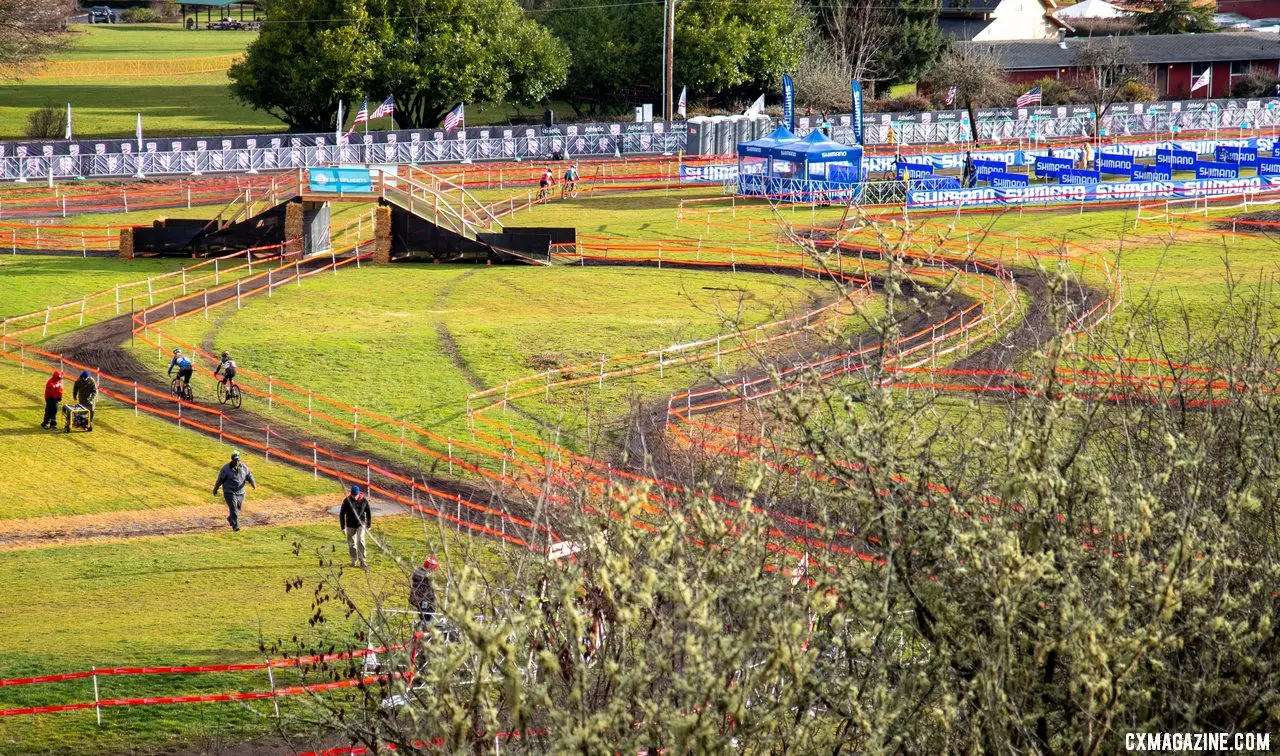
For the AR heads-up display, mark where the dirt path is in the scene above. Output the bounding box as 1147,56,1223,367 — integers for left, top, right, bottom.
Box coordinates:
0,496,413,550
44,259,547,548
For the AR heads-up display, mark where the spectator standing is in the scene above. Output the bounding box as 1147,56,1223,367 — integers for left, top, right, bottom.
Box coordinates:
40,371,63,429
212,451,256,531
72,370,97,426
411,556,439,618
962,150,975,188
339,485,373,568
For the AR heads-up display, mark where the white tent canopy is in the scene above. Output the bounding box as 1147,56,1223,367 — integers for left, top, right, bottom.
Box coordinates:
1054,0,1125,20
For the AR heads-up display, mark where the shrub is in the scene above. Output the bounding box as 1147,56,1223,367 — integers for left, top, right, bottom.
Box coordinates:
1232,69,1279,98
152,0,180,19
23,102,66,140
866,94,933,113
121,7,164,23
1032,77,1074,106
1117,79,1157,102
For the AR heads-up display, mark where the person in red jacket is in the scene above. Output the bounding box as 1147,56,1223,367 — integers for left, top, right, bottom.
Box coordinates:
41,370,63,430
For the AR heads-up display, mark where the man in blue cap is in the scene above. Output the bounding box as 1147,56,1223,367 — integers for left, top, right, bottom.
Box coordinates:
213,451,256,531
339,484,373,568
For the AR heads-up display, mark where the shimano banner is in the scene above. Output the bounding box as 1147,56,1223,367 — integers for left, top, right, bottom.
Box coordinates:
908,176,1280,209
851,81,864,145
782,74,795,133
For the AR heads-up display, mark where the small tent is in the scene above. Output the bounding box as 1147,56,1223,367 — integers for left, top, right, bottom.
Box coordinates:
1054,0,1124,20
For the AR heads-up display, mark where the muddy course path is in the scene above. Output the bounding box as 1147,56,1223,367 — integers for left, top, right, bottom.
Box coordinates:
48,260,548,549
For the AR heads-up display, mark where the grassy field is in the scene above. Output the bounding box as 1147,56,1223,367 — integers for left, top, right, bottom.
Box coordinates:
0,255,191,320
0,360,332,520
0,25,278,140
0,514,486,754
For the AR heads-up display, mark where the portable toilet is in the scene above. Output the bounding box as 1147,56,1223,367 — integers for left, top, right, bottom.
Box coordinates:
710,116,731,155
685,116,710,155
749,115,772,139
729,115,750,148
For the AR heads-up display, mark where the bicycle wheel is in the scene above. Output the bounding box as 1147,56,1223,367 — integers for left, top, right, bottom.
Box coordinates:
216,381,227,404
182,383,194,403
228,385,242,409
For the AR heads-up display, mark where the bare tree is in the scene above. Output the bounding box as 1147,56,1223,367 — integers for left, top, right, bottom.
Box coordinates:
817,0,886,93
0,0,76,72
1073,36,1143,134
925,45,1012,144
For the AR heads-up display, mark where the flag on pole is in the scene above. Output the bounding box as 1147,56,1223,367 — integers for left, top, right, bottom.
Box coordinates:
443,103,465,131
65,103,72,141
135,113,142,150
1191,68,1211,92
1016,86,1042,107
351,99,370,127
676,86,687,118
335,99,344,145
744,94,765,117
370,96,395,120
781,74,795,132
945,85,957,106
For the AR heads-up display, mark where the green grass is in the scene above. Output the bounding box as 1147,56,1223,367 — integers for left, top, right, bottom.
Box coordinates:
0,360,330,519
54,24,256,61
0,255,190,320
0,515,487,755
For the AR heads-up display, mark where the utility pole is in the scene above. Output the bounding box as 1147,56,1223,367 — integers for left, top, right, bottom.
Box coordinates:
664,0,676,122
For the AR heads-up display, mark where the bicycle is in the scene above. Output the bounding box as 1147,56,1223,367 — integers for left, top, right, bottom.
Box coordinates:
536,184,552,203
560,181,579,200
170,375,194,403
216,379,242,409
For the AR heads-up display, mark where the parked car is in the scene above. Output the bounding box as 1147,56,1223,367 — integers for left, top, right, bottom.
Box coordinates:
88,6,116,23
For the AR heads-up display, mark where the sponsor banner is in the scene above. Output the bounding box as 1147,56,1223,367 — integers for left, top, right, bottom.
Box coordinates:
908,176,1280,208
1034,155,1074,178
1195,160,1239,179
864,146,1083,173
851,81,864,144
309,167,373,193
1156,149,1198,171
989,172,1029,188
1257,157,1280,176
680,163,740,183
1096,152,1134,176
1059,168,1101,186
972,158,1005,179
1215,144,1259,166
896,161,933,179
1131,165,1171,181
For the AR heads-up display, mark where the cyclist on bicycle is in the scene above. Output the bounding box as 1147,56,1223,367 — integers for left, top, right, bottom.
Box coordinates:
562,164,579,194
539,168,554,196
215,351,237,388
168,348,193,389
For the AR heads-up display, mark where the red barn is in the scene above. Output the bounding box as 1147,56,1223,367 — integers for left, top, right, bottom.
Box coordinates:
961,32,1280,99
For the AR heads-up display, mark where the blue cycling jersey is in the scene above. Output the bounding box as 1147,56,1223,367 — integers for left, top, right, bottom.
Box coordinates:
169,355,192,372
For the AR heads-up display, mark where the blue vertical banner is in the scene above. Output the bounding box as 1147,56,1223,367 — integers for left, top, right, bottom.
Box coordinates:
851,81,864,145
782,74,795,132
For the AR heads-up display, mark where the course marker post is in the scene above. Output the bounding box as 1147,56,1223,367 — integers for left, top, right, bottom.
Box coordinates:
447,439,453,475
236,280,242,310
133,382,138,416
203,289,209,319
267,269,272,297
268,376,273,409
92,667,101,726
266,660,280,716
353,408,359,440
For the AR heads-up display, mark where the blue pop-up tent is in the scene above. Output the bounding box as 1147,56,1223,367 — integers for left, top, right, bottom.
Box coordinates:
737,129,863,202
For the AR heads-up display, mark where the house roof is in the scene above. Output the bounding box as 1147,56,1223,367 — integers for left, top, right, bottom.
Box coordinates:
960,31,1280,69
1054,0,1124,19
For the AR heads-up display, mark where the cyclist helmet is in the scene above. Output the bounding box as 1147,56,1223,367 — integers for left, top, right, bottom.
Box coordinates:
231,451,241,461
221,351,230,360
173,348,182,355
423,556,439,570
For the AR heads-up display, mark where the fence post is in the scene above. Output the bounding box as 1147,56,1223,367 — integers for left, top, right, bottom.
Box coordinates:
147,277,154,306
92,666,102,726
296,260,302,286
203,289,209,319
307,390,312,423
236,280,242,309
79,298,86,326
266,426,271,462
353,408,359,439
366,460,371,486
599,355,606,387
133,381,138,416
312,446,317,478
247,250,253,274
266,660,280,717
268,376,273,410
215,258,220,285
267,269,272,297
447,438,453,475
115,285,120,315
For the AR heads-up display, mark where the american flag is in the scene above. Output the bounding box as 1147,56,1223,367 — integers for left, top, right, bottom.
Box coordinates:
351,99,370,126
1016,86,1042,108
945,85,957,106
370,96,395,119
443,103,465,131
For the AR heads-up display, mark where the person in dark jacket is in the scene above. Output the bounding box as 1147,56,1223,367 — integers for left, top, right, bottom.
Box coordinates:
339,485,373,568
72,370,97,425
962,150,975,188
41,371,63,429
212,451,256,531
411,556,439,619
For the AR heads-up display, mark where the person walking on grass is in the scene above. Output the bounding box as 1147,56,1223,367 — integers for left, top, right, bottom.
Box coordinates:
73,370,97,426
213,450,256,531
339,485,373,568
40,371,63,430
